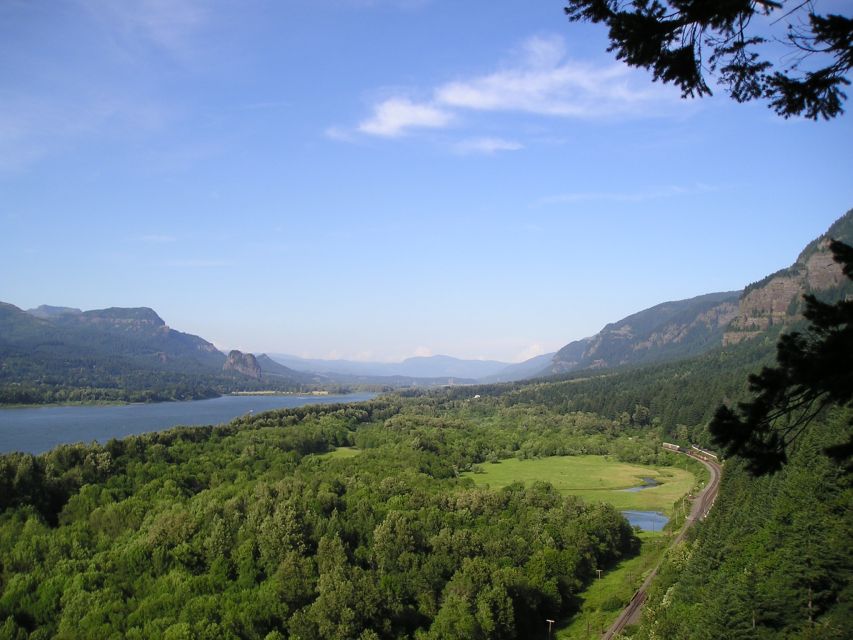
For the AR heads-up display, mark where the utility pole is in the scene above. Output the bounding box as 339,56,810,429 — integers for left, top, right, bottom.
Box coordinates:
596,569,603,579
545,618,555,639
808,587,813,625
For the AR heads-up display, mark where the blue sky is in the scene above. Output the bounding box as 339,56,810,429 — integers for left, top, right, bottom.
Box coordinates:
2,0,851,362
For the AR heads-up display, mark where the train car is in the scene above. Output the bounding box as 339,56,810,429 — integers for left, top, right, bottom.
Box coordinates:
662,442,682,452
690,444,719,461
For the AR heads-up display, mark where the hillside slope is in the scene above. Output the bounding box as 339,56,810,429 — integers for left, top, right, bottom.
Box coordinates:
0,303,313,403
724,209,853,345
547,291,740,375
546,209,853,377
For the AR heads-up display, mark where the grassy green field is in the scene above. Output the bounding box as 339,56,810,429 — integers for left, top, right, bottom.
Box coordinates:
316,446,361,460
463,455,696,514
461,455,697,637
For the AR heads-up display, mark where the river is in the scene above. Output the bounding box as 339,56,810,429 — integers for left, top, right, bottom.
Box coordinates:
0,393,377,455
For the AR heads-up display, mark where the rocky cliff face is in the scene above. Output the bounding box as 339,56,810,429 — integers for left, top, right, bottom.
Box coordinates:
723,211,852,345
223,350,262,379
549,291,740,375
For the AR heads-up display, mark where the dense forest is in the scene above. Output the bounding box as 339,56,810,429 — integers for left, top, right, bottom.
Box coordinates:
636,408,851,639
0,394,686,639
2,283,851,638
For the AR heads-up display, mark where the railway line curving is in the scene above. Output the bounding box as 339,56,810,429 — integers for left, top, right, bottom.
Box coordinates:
601,449,722,639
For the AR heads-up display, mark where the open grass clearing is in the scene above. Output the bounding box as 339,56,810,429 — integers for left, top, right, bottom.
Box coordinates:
463,455,696,514
316,446,361,460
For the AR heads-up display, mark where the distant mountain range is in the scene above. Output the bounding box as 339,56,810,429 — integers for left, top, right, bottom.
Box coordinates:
3,209,850,404
266,353,553,382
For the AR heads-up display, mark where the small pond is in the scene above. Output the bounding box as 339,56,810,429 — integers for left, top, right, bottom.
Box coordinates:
622,510,669,531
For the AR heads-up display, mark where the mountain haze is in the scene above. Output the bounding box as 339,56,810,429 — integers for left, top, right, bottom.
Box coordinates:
478,352,557,383
268,353,514,381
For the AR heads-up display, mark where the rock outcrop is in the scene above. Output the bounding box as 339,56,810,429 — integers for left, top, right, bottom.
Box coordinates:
723,211,852,345
223,350,262,379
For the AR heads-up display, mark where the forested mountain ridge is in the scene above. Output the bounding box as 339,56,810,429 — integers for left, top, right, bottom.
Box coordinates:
0,303,317,404
546,291,740,375
545,210,853,377
4,303,224,373
25,305,83,320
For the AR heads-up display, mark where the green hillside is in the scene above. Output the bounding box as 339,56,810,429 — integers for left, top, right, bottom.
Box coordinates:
0,303,315,404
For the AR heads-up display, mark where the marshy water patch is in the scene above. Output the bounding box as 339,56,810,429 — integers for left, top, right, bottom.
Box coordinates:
622,510,669,531
621,477,661,492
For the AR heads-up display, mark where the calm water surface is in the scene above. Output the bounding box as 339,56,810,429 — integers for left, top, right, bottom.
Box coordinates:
622,510,669,531
0,393,377,454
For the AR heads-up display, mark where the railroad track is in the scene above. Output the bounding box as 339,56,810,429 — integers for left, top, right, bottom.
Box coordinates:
601,451,722,639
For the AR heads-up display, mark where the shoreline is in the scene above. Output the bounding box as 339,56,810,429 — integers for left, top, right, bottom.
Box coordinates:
0,390,359,410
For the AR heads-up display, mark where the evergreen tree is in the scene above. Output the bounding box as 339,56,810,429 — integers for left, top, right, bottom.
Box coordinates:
710,241,853,475
564,1,853,119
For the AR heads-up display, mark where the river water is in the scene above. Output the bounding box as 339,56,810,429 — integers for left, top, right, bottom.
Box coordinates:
0,393,377,455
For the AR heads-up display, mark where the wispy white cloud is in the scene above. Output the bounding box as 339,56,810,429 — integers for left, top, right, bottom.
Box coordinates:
338,34,680,144
436,34,673,118
357,98,453,137
535,183,718,206
412,345,432,358
515,342,546,362
453,136,523,154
